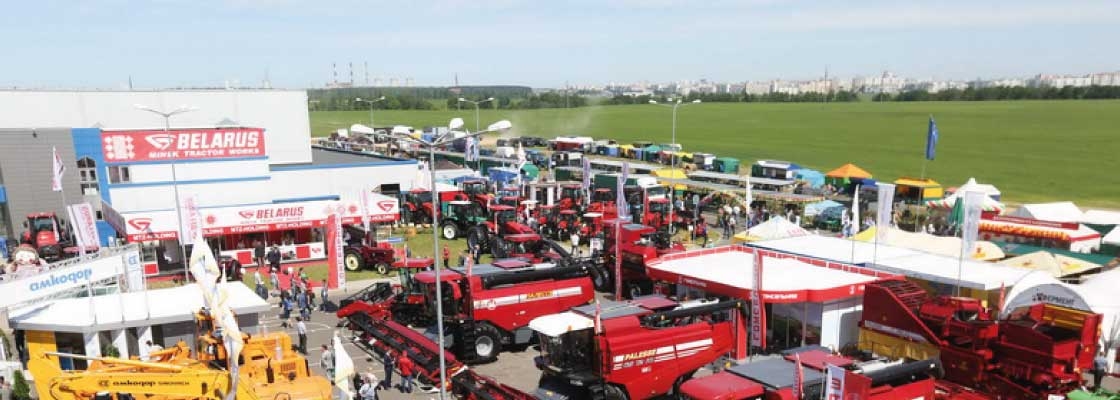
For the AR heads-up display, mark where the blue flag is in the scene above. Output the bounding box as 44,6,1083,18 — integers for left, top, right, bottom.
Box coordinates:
926,116,938,161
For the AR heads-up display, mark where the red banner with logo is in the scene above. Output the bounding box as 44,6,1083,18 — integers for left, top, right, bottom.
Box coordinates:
326,213,342,289
750,249,766,350
102,128,265,162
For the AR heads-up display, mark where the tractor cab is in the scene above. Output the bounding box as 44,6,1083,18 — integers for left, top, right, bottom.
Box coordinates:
558,184,584,210
591,188,614,203
440,200,487,240
580,213,604,238
558,209,580,235
501,233,556,262
498,196,520,209
491,205,518,226
22,212,69,262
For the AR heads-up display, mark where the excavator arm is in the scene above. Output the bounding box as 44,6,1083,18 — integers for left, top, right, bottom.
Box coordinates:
48,370,235,400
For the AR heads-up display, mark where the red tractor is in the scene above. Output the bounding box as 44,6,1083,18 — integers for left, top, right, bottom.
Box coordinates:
858,280,1103,400
557,183,586,212
553,209,581,240
20,212,73,262
532,296,746,400
680,346,941,400
461,179,495,209
338,257,603,364
400,188,469,225
578,212,607,241
342,226,433,274
466,204,536,256
533,204,561,238
596,222,686,298
587,188,619,219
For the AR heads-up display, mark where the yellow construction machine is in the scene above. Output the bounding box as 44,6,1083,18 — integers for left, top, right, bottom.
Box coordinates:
26,310,332,400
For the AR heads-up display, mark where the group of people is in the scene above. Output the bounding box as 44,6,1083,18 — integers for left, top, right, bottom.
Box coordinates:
352,349,420,399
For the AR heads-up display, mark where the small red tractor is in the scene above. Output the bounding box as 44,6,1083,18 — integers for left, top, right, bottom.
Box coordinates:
595,222,686,298
858,280,1103,400
338,257,604,364
680,346,942,400
20,212,74,262
461,179,495,209
587,188,619,219
578,212,607,241
400,188,469,225
466,204,536,255
341,226,433,274
557,183,586,213
533,204,561,238
532,296,746,400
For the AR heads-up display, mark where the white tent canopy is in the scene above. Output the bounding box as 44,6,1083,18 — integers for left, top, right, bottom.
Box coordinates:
1105,226,1120,246
1082,210,1120,226
742,216,810,240
1010,201,1082,223
954,177,1001,199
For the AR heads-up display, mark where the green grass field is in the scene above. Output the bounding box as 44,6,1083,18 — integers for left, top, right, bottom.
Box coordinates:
311,101,1120,208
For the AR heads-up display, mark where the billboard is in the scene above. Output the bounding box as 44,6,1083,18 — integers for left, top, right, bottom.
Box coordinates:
102,128,266,162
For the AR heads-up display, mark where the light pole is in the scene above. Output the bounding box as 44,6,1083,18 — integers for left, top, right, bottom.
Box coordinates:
134,104,198,282
392,118,513,399
457,97,495,132
649,98,700,231
355,96,386,131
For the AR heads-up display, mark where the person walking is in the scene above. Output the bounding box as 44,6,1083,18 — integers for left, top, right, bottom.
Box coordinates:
458,250,467,268
1093,352,1109,390
471,243,481,264
254,240,266,271
269,270,280,293
319,279,329,311
295,317,307,354
380,350,396,390
398,352,415,393
570,230,580,257
297,290,310,321
696,218,709,247
442,244,451,269
358,374,378,400
279,294,292,328
320,344,335,380
267,245,282,274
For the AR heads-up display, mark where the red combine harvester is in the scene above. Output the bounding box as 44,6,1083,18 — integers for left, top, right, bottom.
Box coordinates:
339,257,603,364
858,281,1103,400
532,296,746,400
596,223,685,297
467,204,537,255
20,212,74,262
680,346,941,400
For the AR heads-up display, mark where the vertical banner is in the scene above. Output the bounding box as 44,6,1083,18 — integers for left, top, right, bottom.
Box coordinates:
68,203,100,249
618,162,630,219
333,332,355,397
65,206,84,250
961,191,984,258
179,195,201,245
875,183,896,243
52,146,66,192
750,250,765,349
358,189,371,234
825,364,846,399
850,185,861,235
792,353,804,399
326,212,346,290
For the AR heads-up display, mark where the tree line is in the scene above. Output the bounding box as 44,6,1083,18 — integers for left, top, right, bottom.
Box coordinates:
308,86,587,111
605,90,861,105
884,85,1120,102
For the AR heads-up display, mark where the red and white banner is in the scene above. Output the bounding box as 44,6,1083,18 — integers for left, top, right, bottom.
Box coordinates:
180,195,201,245
67,202,100,249
101,128,265,162
120,196,399,241
326,212,345,290
825,364,845,400
359,189,371,233
750,250,766,349
52,146,66,192
792,353,804,399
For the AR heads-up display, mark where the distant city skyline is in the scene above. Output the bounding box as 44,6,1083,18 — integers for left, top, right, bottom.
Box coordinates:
1,0,1118,89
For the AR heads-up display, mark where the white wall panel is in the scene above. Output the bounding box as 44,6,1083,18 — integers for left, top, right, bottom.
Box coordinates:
270,163,418,201
0,90,312,164
109,180,272,212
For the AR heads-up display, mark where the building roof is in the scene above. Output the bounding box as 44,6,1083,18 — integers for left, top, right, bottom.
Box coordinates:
8,282,270,332
751,235,1032,290
893,177,941,188
646,245,893,303
1082,210,1120,226
297,146,414,168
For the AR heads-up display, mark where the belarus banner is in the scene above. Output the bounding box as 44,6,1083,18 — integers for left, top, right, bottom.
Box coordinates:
875,183,896,243
68,203,100,249
326,212,346,290
102,128,265,162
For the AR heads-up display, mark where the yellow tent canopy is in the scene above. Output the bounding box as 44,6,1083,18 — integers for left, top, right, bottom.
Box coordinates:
825,163,873,179
998,251,1102,278
652,168,689,190
853,226,1004,261
894,177,940,188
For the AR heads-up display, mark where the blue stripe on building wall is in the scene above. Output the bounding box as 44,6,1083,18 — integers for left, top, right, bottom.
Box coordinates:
107,176,270,189
270,159,417,171
273,195,340,203
72,128,115,246
0,184,7,203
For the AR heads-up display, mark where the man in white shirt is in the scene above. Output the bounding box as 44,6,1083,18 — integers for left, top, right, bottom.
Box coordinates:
570,231,580,257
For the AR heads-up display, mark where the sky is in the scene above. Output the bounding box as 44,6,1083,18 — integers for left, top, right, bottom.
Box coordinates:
2,0,1118,89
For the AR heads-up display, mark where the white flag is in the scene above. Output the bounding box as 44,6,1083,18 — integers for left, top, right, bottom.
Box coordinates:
333,332,355,396
875,183,896,243
825,364,846,399
52,146,66,192
179,195,201,245
851,185,861,235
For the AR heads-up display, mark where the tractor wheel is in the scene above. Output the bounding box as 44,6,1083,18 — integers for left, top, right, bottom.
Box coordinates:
472,324,503,363
467,227,490,253
627,282,644,300
441,222,459,240
374,262,390,276
492,238,510,259
601,384,628,400
670,370,697,397
343,251,364,272
590,266,612,293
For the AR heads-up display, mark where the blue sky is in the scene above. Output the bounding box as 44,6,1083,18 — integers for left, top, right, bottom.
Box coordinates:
2,0,1118,89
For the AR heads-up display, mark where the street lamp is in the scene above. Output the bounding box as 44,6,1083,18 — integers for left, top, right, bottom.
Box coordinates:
648,98,701,230
457,97,495,132
134,104,198,282
355,96,386,131
392,117,512,399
